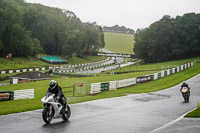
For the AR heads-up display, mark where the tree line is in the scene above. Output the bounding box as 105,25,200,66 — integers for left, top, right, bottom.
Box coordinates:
0,0,105,58
134,13,200,63
103,25,135,34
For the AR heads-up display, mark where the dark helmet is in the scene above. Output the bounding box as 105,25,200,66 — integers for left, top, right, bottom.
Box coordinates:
49,80,57,89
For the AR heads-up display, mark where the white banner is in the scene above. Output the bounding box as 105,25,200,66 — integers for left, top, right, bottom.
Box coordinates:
90,83,101,94
116,78,136,89
109,81,117,90
14,89,34,100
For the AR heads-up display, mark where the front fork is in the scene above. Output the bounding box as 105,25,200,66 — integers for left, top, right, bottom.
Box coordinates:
44,104,53,116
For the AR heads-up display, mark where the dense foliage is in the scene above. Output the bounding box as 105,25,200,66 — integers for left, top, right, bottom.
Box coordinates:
0,0,105,57
134,13,200,63
103,25,135,34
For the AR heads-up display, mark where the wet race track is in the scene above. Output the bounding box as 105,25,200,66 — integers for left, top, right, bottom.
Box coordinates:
1,74,200,133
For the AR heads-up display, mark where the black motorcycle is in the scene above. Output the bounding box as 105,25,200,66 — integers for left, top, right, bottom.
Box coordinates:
180,87,190,102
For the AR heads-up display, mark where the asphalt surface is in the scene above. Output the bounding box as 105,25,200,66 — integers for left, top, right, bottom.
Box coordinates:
77,61,134,74
153,118,200,133
0,74,200,133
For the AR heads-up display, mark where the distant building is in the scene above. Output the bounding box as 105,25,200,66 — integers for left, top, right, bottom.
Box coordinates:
10,72,52,84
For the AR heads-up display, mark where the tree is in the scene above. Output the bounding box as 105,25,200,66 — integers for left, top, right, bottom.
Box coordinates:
134,13,200,63
0,0,41,57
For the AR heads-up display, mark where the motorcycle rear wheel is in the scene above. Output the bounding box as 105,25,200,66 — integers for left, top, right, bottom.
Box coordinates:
42,107,53,124
183,94,189,102
62,105,71,121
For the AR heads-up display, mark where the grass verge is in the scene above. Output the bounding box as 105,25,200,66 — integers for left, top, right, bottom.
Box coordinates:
185,108,200,117
0,56,107,71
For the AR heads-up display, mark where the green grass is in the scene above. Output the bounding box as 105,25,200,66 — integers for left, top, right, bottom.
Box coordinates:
0,56,106,71
104,57,199,74
67,56,106,65
104,32,134,54
0,58,199,115
185,108,200,117
0,57,49,70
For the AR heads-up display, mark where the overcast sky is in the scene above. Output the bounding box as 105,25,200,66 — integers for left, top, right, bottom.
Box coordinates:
25,0,200,30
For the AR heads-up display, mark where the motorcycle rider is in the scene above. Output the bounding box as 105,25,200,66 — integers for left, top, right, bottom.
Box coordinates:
180,81,190,96
46,80,66,114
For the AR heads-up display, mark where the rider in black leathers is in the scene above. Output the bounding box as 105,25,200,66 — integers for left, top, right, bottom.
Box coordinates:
46,80,66,113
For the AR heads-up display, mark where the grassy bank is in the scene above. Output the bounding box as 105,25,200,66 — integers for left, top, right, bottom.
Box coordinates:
0,56,106,71
104,32,134,54
0,58,199,115
104,57,199,74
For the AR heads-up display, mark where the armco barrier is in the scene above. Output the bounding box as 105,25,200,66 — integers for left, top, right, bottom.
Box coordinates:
90,83,101,94
90,62,195,95
0,67,48,75
101,82,109,91
136,76,150,83
116,78,137,88
14,89,34,100
90,78,137,94
0,91,14,101
109,81,117,90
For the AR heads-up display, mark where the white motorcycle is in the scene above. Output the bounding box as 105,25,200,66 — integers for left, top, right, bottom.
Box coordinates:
41,94,71,124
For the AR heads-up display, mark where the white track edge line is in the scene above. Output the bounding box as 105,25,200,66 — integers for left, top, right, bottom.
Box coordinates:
149,108,197,133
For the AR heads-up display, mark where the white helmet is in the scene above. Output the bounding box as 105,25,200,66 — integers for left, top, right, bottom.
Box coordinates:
49,80,57,89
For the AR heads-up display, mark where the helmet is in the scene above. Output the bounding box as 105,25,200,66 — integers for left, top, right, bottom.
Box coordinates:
49,80,57,89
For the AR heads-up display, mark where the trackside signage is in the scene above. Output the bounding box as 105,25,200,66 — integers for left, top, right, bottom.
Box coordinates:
89,62,194,95
97,53,135,58
116,78,136,88
0,91,14,101
136,76,150,83
84,52,136,58
0,92,10,101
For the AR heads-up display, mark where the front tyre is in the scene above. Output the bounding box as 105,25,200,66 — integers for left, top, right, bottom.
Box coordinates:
62,105,71,121
42,107,53,124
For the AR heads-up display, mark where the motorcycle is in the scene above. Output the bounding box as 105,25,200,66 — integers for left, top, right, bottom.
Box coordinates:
180,87,190,102
41,93,71,124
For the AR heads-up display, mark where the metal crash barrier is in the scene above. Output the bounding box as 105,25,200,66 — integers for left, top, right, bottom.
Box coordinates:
0,89,34,101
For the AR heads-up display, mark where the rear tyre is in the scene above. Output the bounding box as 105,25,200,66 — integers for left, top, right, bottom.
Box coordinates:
62,105,71,121
42,107,53,124
187,94,189,102
184,96,187,102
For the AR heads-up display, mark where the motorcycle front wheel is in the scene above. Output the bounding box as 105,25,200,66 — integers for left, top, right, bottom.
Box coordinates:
42,107,53,124
62,105,71,121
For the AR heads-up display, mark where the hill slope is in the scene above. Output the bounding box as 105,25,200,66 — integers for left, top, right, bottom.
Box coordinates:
104,32,134,54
